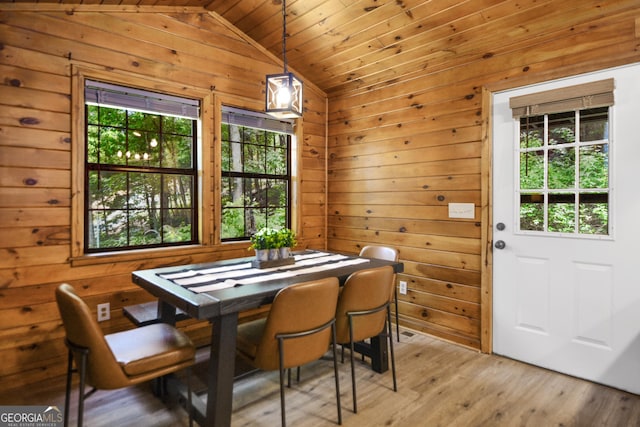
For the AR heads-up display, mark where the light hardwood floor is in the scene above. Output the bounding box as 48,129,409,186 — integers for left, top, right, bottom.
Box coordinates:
3,329,639,426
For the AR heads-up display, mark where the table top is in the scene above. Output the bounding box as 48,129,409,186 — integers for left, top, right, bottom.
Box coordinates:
132,250,404,320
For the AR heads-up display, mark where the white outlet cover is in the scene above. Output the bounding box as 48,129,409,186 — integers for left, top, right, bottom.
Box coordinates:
448,203,475,219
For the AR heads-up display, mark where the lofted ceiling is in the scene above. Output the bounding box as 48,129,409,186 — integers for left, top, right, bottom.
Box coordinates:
4,0,553,97
5,1,638,98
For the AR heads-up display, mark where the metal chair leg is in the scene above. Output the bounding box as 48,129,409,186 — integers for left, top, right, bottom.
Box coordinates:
347,314,358,413
77,351,88,427
277,337,287,427
64,349,73,427
394,288,400,342
331,324,342,425
186,367,193,427
387,307,397,392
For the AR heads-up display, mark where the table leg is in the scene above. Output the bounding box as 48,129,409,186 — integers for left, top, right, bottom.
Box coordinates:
369,334,389,373
157,300,177,324
206,312,238,427
154,301,179,396
353,332,389,374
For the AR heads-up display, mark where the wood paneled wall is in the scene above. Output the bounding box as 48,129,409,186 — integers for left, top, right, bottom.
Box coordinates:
1,1,640,392
0,6,328,392
326,2,640,349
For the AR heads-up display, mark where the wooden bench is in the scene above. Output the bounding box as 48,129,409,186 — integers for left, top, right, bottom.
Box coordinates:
123,301,271,327
123,301,190,327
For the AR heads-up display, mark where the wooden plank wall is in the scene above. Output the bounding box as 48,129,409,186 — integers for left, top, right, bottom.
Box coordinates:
0,6,327,392
326,2,640,349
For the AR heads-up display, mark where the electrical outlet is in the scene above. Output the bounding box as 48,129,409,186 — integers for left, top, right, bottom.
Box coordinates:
97,302,110,322
399,281,408,295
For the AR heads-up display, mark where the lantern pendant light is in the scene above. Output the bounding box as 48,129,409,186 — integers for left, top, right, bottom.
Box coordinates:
265,0,303,119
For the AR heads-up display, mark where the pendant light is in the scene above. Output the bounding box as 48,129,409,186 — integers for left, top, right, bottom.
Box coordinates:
265,0,303,119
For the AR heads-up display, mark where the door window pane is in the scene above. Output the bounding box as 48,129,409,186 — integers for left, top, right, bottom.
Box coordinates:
520,194,544,231
517,108,609,236
520,150,544,189
548,147,575,189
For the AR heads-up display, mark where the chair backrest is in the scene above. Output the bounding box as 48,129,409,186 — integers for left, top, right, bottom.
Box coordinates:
360,245,398,300
253,277,339,371
55,283,130,389
335,265,395,344
359,245,398,262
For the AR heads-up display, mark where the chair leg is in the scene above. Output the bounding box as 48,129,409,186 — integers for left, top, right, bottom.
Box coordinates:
331,324,342,425
387,308,397,392
77,351,88,427
186,367,193,427
277,337,287,427
348,315,358,413
64,349,73,427
394,288,400,342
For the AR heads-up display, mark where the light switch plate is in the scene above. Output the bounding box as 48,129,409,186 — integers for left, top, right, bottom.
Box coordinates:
399,281,407,295
448,203,475,219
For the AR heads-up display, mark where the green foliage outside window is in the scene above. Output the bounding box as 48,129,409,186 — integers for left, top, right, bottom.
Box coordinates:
518,107,609,235
221,118,290,241
86,103,197,251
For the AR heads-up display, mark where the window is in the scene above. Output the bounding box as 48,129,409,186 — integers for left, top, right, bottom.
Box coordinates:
220,106,293,241
84,80,199,252
511,80,613,236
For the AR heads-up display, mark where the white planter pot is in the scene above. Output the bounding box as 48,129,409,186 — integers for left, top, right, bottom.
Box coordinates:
279,247,291,259
255,249,269,261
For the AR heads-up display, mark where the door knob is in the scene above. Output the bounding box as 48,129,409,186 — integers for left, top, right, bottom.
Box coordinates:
494,240,506,250
496,222,505,231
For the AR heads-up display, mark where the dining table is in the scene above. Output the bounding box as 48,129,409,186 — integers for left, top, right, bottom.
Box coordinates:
131,249,404,427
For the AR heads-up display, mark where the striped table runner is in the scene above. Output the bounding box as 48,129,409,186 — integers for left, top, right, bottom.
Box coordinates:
159,251,369,293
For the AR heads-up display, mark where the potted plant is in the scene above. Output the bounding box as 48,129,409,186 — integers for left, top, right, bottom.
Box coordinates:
277,228,296,259
249,227,272,261
249,227,297,266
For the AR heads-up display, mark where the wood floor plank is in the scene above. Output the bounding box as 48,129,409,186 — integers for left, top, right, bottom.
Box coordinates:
1,329,639,426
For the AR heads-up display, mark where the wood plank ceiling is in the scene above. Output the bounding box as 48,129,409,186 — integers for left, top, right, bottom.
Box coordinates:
7,0,547,98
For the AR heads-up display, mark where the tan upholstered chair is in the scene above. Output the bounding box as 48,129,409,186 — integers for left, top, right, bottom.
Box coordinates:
359,245,401,341
55,284,196,427
236,277,342,427
335,265,397,413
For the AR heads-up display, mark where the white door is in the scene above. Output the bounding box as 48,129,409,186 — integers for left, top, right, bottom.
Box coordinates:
493,63,640,394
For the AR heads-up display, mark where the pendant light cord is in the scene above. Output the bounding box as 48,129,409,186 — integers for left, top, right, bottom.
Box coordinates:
282,0,288,73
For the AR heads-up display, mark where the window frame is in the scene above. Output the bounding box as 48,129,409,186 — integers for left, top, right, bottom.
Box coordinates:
213,97,301,247
220,106,294,242
515,107,611,238
71,67,213,265
83,87,200,253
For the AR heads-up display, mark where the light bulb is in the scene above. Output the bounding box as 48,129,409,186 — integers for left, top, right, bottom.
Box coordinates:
134,153,141,160
275,86,291,107
150,138,158,147
143,153,149,160
125,151,131,158
117,150,123,157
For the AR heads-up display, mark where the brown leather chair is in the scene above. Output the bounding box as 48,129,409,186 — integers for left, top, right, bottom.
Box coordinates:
359,245,401,341
236,277,342,427
55,283,196,427
335,265,397,413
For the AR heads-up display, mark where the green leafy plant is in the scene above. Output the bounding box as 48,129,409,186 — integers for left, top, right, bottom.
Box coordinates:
277,228,296,248
249,227,296,250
